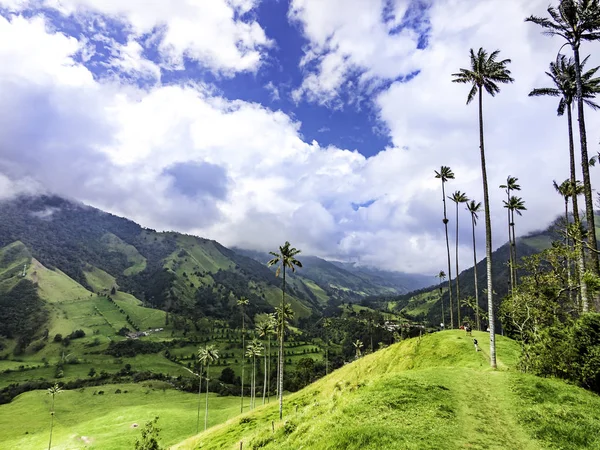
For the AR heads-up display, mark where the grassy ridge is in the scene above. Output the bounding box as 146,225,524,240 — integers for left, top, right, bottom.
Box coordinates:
174,331,600,450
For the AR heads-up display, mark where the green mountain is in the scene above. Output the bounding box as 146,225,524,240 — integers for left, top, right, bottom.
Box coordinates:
0,195,323,330
173,330,600,450
0,194,427,360
375,219,564,325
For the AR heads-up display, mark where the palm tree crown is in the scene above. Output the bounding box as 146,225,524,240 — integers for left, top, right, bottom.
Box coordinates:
451,48,515,103
503,196,527,217
500,176,521,194
529,54,600,114
267,241,303,277
449,191,469,205
466,200,482,222
526,1,600,47
434,166,455,183
198,345,219,367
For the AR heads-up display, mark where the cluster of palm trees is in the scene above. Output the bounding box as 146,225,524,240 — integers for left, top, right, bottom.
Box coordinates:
447,0,600,368
435,168,527,330
196,241,302,434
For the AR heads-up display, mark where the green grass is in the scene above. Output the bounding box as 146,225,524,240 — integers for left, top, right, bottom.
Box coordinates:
84,266,117,293
113,299,167,330
0,383,241,450
101,233,147,276
174,331,600,450
401,289,441,317
27,259,92,303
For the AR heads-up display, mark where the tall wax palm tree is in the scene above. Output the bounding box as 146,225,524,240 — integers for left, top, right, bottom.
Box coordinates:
449,190,469,325
499,176,521,293
47,383,62,450
452,47,514,369
466,200,483,331
436,270,447,327
435,166,455,328
256,318,275,405
246,340,263,410
198,345,219,431
237,297,249,414
274,302,294,406
529,54,600,310
268,241,302,420
503,196,527,287
527,0,600,282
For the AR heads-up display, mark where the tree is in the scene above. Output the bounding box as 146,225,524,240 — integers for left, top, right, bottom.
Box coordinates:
452,47,514,368
527,0,600,286
353,339,364,359
503,196,527,289
435,166,456,328
436,270,447,327
499,176,521,294
267,241,302,420
198,345,219,431
134,416,164,450
246,339,263,410
236,297,249,413
466,200,483,330
529,53,600,309
256,316,275,405
449,190,469,325
47,383,62,450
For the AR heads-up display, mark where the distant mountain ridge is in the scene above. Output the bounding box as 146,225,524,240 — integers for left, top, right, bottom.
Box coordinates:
0,195,431,344
232,249,432,300
377,217,567,325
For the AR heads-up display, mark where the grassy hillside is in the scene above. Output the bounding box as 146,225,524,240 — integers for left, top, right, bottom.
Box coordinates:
0,383,241,450
174,331,600,450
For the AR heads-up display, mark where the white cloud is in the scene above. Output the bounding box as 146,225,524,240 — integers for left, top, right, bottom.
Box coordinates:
289,0,422,104
264,81,280,101
2,2,600,276
1,0,271,75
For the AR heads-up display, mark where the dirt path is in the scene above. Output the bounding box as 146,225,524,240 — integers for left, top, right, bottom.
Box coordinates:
448,368,540,450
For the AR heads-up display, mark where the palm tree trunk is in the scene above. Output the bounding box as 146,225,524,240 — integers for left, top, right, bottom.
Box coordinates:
565,198,573,303
204,364,210,431
267,335,271,403
479,87,496,369
471,214,480,331
48,395,55,450
568,99,589,311
510,209,518,288
279,267,285,420
507,190,513,294
250,356,254,410
263,346,267,405
573,45,599,307
455,202,461,326
442,181,454,328
240,313,245,414
196,363,203,434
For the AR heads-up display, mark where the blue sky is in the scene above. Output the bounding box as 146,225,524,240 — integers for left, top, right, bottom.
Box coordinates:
0,0,599,273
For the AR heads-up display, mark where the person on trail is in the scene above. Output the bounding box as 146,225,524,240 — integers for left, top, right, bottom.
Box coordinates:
465,324,472,336
473,338,479,352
